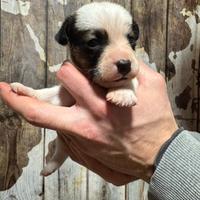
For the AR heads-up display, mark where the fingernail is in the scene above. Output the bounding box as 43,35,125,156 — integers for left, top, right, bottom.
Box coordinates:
62,59,71,65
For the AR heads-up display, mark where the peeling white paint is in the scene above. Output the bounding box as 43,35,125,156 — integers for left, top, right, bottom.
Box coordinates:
49,63,62,72
26,24,62,72
169,6,200,77
0,132,44,198
181,6,200,18
1,0,30,16
168,5,200,114
26,24,46,62
135,47,157,71
180,8,193,17
196,5,200,17
57,0,68,5
58,21,63,27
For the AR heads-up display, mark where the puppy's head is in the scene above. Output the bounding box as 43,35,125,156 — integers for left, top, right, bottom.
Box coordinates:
56,2,139,88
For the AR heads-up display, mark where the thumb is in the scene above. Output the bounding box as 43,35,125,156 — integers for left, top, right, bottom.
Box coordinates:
57,62,107,115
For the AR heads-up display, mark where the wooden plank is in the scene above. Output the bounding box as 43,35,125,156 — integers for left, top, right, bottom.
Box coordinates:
43,130,59,200
44,1,66,198
45,1,90,199
46,0,67,86
0,130,45,200
132,0,168,73
88,171,125,200
126,180,148,200
92,0,131,10
0,0,47,198
128,1,168,199
167,1,200,131
59,159,87,200
85,1,130,199
44,130,88,200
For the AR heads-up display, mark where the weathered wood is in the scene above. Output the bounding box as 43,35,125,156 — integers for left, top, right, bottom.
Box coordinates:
0,0,47,195
167,1,200,131
46,0,67,86
88,171,125,200
45,1,90,199
0,0,200,199
87,1,129,198
132,0,168,73
0,130,45,200
43,131,88,200
43,130,60,200
128,1,168,198
126,180,148,200
92,0,131,10
44,1,66,199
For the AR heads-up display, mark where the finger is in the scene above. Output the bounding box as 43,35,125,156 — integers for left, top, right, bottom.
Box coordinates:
136,61,157,82
0,82,83,133
137,61,165,86
57,62,107,114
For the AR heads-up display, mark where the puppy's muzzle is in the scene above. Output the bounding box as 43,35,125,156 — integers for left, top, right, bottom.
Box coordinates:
116,59,131,76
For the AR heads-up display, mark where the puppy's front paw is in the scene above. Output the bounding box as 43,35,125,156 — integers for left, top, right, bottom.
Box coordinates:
106,89,137,107
10,82,36,97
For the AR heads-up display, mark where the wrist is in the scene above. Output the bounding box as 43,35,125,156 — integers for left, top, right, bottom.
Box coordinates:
144,123,179,182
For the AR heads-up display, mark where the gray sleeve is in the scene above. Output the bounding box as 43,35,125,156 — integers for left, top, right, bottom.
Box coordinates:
148,130,200,200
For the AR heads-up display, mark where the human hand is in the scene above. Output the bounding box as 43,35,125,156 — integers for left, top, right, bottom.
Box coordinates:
0,61,178,185
56,61,178,182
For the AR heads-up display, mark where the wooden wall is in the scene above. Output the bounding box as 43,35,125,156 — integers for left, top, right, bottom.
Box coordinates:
0,0,200,199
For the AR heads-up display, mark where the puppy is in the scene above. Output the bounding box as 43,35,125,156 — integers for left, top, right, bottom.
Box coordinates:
10,2,140,176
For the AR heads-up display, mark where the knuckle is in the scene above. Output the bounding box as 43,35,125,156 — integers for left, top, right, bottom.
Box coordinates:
92,102,107,118
81,124,98,141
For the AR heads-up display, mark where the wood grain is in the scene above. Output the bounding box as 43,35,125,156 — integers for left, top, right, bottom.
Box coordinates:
45,1,90,199
0,0,47,194
167,0,200,131
132,0,168,73
92,0,131,10
0,0,199,199
0,130,44,200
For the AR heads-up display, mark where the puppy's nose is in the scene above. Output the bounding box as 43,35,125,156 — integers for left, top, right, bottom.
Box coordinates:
116,59,131,75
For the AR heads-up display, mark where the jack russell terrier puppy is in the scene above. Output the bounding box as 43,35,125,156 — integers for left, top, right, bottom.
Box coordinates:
10,1,140,176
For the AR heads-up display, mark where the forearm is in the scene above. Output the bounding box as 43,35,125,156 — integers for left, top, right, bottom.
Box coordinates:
149,130,200,200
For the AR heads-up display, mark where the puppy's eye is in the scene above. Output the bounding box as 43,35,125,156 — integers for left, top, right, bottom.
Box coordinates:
127,34,136,43
87,39,100,48
127,34,137,48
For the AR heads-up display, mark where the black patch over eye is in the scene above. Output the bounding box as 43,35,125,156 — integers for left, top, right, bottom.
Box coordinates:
86,30,108,49
69,29,108,73
87,38,101,48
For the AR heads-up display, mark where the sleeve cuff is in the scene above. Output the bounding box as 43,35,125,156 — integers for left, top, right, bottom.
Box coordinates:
149,130,200,200
154,127,184,169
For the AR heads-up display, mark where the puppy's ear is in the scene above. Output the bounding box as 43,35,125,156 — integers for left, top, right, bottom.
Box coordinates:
55,15,75,46
132,20,139,41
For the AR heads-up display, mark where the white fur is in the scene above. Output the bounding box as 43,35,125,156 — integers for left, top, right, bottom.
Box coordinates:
76,2,132,38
